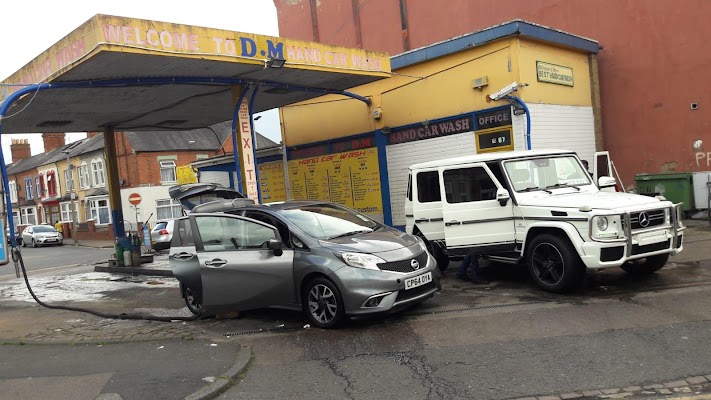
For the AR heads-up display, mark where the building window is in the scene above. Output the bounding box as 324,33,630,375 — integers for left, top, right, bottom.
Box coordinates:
88,197,111,225
9,181,17,203
60,202,74,222
160,161,177,183
156,199,183,220
79,162,90,189
35,176,41,198
39,174,46,197
64,169,74,192
91,159,106,187
11,210,20,228
25,178,33,200
47,171,57,197
21,207,36,225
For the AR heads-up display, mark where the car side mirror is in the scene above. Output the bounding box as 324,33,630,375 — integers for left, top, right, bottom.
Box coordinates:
496,188,510,206
268,238,283,256
598,176,616,188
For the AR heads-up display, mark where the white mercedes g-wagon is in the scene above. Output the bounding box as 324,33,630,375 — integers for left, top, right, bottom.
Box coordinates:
405,149,685,293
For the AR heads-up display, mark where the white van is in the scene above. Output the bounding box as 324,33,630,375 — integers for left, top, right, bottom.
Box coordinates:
405,149,685,292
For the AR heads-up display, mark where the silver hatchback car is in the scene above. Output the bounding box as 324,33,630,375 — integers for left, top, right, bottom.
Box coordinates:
169,201,440,328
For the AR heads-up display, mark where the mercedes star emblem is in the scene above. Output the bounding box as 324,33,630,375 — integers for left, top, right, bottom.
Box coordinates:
638,212,650,228
411,259,420,270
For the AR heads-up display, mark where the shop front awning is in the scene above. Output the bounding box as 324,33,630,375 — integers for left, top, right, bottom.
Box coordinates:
0,14,391,133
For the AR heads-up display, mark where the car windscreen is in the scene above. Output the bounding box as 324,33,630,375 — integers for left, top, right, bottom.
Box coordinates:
504,155,591,192
279,204,380,240
33,226,56,233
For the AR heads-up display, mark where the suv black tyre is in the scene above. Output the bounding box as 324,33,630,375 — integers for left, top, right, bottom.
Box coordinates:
417,232,449,272
527,233,585,293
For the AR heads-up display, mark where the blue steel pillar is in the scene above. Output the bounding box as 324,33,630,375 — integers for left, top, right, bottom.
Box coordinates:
103,126,125,238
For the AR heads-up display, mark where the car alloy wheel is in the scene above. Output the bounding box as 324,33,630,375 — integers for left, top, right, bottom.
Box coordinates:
531,242,565,286
183,285,202,315
305,278,345,329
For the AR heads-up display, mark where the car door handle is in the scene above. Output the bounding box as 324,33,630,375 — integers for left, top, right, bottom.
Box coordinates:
172,252,195,261
445,220,461,226
415,218,430,223
204,258,227,267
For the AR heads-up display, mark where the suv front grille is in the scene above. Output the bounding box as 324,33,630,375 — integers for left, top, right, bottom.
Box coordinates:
377,251,428,273
629,209,665,230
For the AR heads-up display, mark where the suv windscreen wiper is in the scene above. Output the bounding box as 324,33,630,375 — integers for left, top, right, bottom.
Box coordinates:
520,186,552,194
328,229,373,240
545,183,581,191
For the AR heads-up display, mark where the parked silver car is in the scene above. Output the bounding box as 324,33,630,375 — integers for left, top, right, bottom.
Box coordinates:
150,220,175,251
169,201,441,328
21,225,63,247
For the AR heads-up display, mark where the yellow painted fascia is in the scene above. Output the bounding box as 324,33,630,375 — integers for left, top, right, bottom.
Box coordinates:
1,14,390,101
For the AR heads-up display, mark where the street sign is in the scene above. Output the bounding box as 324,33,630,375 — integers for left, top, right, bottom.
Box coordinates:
128,193,142,205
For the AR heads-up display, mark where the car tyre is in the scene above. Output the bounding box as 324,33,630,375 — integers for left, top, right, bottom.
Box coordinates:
620,253,669,275
182,285,202,315
527,233,585,293
22,239,26,248
304,277,345,329
32,239,37,248
417,232,449,272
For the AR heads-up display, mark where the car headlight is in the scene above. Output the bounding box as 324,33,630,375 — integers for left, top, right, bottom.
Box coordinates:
596,216,609,231
336,252,384,271
414,235,428,253
676,205,684,228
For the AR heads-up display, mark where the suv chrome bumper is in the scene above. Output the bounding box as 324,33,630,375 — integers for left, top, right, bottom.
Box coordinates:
581,205,684,269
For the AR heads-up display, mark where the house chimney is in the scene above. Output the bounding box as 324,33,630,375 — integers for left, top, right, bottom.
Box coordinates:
42,132,66,153
87,131,102,139
10,139,31,162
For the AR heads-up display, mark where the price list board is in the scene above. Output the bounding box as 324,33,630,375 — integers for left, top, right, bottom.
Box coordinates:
258,161,287,202
288,147,384,221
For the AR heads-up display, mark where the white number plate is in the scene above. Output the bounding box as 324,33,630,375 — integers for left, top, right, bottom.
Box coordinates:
405,272,432,290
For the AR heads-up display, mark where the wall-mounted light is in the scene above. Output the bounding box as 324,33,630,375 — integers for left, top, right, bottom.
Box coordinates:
266,57,286,69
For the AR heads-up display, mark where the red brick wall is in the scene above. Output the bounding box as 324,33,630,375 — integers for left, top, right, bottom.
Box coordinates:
42,133,66,153
274,0,711,185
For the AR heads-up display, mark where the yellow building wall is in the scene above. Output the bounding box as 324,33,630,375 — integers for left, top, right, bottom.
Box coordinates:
281,39,516,146
514,38,592,106
281,37,592,146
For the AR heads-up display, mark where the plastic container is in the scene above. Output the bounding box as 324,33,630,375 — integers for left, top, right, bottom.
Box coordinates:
634,173,695,212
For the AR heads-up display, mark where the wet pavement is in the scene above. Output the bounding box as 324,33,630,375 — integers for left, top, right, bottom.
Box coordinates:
0,220,708,399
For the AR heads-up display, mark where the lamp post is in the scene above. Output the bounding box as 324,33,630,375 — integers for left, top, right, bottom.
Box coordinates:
62,150,78,245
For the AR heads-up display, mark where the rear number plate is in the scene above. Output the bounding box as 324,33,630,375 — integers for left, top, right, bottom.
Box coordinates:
405,272,432,290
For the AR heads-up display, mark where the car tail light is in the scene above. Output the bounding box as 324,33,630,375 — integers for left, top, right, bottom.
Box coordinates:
158,229,169,235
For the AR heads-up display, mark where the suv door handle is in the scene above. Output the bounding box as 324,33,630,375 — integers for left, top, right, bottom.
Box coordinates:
445,220,461,226
204,258,227,267
172,252,195,261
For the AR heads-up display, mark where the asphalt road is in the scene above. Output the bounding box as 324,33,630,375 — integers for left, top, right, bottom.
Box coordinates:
208,255,711,399
0,245,114,277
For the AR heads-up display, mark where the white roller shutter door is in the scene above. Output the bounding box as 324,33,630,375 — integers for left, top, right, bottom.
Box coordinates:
199,171,230,187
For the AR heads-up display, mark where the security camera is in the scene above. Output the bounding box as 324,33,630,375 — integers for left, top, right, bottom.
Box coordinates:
487,82,520,101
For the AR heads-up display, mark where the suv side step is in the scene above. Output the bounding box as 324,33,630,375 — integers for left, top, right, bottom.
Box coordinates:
483,254,521,265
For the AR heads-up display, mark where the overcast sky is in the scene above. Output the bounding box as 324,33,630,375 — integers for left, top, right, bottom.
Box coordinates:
0,0,281,163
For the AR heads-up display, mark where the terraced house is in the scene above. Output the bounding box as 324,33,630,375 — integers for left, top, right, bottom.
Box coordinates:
5,124,277,239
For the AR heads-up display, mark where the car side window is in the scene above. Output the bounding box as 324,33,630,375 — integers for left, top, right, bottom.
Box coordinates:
172,219,194,247
195,216,277,252
443,167,497,204
244,211,293,249
407,173,412,201
416,171,441,203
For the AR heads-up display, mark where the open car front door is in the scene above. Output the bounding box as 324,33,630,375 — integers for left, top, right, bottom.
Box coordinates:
593,151,617,192
189,213,295,314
